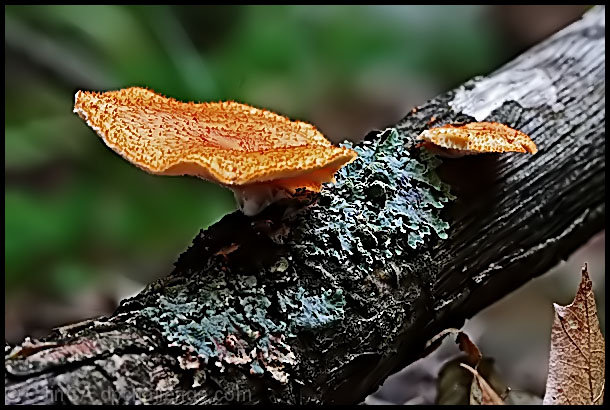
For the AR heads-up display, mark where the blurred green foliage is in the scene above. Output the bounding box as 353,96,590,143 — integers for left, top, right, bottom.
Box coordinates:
5,6,504,303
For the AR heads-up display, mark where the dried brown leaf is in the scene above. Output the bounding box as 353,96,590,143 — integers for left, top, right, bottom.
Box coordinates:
456,332,483,367
543,264,605,405
461,363,505,405
436,357,509,405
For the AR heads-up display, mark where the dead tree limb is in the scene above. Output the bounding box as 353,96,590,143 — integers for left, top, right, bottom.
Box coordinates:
5,6,605,405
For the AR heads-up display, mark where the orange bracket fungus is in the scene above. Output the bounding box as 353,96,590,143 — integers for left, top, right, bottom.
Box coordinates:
73,87,357,215
417,121,537,158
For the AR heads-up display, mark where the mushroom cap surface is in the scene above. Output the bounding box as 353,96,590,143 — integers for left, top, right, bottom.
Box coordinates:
417,122,537,155
74,87,357,189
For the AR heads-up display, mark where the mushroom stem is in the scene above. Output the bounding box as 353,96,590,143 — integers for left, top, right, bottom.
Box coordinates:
231,184,290,216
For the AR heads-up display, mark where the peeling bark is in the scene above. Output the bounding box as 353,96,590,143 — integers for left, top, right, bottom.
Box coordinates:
5,6,605,405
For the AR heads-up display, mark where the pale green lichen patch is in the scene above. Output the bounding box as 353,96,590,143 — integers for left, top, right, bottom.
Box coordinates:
291,128,454,279
293,288,345,330
139,270,345,383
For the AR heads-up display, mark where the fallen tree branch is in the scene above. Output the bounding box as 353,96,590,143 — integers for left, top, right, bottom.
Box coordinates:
5,6,605,405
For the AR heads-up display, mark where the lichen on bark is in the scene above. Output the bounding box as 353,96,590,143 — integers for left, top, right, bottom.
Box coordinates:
291,127,455,280
139,268,346,383
132,127,454,387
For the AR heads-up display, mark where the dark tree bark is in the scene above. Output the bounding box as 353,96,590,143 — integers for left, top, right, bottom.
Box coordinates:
5,6,605,405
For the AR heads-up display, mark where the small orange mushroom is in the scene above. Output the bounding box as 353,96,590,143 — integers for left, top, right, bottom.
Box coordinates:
74,87,357,215
417,121,537,158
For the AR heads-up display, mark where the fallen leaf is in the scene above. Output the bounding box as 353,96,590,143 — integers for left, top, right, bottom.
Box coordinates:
437,358,474,405
456,331,482,367
543,263,605,405
461,363,505,405
436,357,509,404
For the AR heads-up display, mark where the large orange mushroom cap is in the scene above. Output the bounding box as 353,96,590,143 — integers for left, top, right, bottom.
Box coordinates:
74,87,357,214
417,121,537,157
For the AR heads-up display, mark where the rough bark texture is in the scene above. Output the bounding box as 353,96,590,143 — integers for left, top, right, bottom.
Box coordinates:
5,6,605,405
